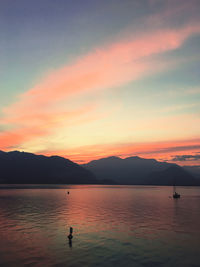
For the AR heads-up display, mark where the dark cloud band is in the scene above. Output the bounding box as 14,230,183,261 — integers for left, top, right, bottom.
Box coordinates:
171,154,200,161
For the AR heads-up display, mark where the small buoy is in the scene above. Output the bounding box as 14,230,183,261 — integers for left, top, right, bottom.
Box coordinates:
68,234,73,240
70,227,73,234
68,227,73,240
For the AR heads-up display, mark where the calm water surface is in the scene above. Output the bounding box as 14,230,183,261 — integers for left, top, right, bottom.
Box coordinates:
0,185,200,267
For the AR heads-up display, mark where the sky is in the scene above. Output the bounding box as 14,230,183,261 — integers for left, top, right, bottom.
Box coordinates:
0,0,200,165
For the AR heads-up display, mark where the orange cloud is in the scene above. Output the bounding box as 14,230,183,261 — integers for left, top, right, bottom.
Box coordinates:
41,138,200,165
7,23,200,112
0,104,97,149
1,22,200,150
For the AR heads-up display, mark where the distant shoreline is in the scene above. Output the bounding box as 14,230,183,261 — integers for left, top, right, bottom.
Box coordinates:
0,184,199,189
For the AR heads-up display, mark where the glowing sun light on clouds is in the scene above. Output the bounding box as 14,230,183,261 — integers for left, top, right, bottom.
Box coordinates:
0,13,200,162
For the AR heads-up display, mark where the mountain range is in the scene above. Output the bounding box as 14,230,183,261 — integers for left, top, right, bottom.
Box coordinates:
82,156,199,185
0,150,97,184
0,151,199,185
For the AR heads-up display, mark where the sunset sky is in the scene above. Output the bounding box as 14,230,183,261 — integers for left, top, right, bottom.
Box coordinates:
0,0,200,165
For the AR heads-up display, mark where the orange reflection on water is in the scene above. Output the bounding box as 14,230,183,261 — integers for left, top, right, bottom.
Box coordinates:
1,186,200,266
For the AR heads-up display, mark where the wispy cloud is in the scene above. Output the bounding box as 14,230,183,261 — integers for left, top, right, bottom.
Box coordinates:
183,87,200,95
0,104,97,149
171,154,200,161
1,16,200,150
160,103,199,113
161,86,200,98
41,138,200,164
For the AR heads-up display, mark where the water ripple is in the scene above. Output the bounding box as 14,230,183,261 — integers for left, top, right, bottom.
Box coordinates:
0,185,200,266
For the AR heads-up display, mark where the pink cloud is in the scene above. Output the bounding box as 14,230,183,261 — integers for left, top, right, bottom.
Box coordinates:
1,22,200,150
42,138,200,165
0,104,97,149
5,23,200,116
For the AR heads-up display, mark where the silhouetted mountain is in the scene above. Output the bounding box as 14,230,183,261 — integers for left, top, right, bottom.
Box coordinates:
82,156,199,185
147,165,199,185
82,156,172,184
99,178,117,185
183,165,200,179
0,150,97,184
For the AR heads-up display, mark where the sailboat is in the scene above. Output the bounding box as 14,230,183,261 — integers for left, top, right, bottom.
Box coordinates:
173,183,180,199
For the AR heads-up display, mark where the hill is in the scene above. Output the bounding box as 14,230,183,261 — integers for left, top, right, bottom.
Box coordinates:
183,165,200,179
147,165,199,185
0,150,97,184
82,156,199,185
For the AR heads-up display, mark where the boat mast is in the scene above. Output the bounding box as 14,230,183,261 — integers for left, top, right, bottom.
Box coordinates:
173,184,176,193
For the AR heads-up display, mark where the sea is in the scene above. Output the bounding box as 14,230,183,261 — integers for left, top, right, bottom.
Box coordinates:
0,185,200,267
